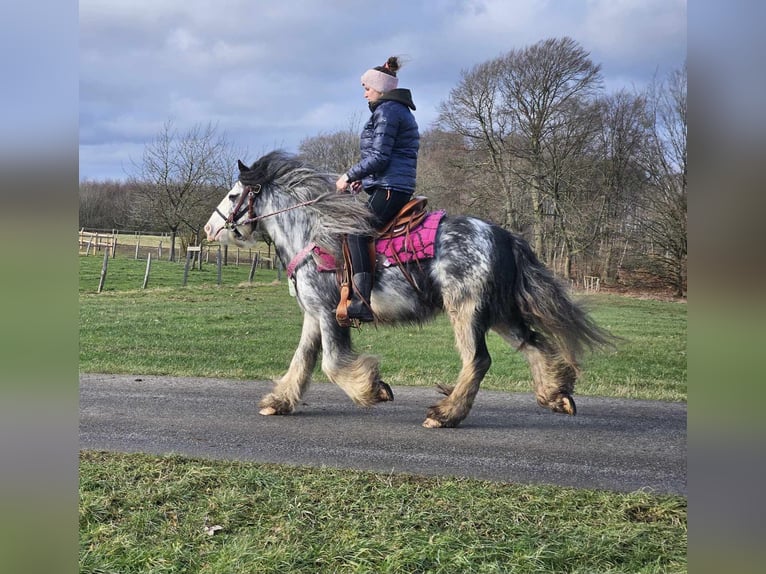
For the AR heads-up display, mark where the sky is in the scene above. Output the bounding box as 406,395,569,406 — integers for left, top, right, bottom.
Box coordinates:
79,0,687,182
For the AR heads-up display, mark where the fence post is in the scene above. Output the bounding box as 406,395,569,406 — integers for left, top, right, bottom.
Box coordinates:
216,246,222,285
182,250,192,286
248,253,258,283
142,252,152,289
97,249,109,293
134,232,141,260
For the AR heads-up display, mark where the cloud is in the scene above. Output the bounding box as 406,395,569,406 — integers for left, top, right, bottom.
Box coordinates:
79,0,687,180
583,0,687,63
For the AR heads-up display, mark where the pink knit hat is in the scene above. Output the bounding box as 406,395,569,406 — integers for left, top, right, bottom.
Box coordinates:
360,61,399,93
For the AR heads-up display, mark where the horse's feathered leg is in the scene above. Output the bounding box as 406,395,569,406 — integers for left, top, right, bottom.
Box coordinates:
521,333,578,415
504,233,612,415
319,315,394,406
423,300,491,428
259,312,321,415
492,325,578,415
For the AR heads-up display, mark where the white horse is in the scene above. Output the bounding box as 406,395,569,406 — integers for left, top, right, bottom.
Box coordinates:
204,151,611,428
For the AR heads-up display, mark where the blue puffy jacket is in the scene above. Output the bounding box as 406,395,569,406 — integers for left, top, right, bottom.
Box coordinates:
346,88,419,193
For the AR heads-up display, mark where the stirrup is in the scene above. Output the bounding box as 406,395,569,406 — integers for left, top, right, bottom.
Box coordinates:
346,300,374,322
336,297,374,327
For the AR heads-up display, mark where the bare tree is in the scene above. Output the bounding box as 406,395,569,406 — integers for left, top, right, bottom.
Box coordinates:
436,57,523,229
438,38,603,272
498,37,603,263
588,91,651,283
130,121,240,260
417,128,502,221
640,63,687,295
79,179,138,231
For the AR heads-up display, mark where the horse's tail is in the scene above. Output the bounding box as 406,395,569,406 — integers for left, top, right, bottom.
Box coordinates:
509,234,614,366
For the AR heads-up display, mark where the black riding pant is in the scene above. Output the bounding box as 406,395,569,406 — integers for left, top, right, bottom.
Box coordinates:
347,187,412,273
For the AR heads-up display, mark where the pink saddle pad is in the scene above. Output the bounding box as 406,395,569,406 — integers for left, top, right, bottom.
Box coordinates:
312,210,446,271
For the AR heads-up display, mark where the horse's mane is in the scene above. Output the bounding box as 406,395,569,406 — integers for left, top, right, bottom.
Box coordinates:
239,151,375,252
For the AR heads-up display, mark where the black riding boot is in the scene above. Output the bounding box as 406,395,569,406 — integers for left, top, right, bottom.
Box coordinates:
346,272,374,322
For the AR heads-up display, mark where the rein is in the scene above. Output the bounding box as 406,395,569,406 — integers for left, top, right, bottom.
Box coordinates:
240,195,324,226
217,184,325,230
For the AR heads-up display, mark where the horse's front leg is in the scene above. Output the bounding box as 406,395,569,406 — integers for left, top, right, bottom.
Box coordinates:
259,312,321,415
319,315,393,407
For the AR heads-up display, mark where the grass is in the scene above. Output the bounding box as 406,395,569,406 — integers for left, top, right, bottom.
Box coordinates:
79,255,687,573
79,249,277,291
80,451,686,574
79,256,686,401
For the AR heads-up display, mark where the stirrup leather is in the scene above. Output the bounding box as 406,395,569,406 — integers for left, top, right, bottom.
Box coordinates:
335,240,376,327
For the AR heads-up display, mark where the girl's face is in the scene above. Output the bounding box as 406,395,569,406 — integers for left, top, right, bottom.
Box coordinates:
363,84,383,103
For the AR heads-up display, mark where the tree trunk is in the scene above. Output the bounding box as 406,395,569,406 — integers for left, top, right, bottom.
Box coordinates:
530,185,545,259
169,228,178,262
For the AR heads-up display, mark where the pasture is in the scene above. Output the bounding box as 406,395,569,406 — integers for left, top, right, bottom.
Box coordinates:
79,255,687,573
79,256,686,402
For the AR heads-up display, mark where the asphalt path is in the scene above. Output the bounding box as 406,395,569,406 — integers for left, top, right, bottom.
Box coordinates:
79,373,687,495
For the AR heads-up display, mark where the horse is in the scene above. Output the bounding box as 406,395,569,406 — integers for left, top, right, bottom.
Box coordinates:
204,151,612,428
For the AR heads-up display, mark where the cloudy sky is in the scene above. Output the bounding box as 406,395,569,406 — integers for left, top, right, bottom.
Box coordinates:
79,0,686,181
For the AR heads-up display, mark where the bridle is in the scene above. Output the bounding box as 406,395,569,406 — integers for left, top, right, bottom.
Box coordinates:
215,182,325,239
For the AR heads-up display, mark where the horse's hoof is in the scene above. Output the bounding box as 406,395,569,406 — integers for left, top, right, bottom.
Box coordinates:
422,417,443,428
376,380,394,402
259,406,277,416
552,394,577,415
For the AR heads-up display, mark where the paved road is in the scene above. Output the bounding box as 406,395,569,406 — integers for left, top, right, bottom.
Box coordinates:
79,373,687,495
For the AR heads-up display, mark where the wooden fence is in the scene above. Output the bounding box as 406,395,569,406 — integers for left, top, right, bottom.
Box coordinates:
78,229,276,268
582,275,601,292
79,229,116,257
80,229,283,291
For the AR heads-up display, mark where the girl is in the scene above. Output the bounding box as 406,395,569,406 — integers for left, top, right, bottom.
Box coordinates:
335,56,420,321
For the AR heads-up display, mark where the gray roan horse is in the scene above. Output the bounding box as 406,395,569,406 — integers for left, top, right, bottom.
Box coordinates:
204,151,611,428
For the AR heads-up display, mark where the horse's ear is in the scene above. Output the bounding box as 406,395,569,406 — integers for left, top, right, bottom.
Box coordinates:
237,159,249,172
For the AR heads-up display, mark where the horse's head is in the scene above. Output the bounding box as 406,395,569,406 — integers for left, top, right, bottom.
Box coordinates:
204,160,260,246
206,151,375,252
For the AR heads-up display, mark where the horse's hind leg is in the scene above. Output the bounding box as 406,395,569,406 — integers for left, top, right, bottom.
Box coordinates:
493,325,578,415
320,318,393,407
259,313,322,415
525,334,578,415
423,301,491,428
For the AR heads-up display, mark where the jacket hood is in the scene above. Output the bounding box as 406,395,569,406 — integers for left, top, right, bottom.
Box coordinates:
370,88,416,111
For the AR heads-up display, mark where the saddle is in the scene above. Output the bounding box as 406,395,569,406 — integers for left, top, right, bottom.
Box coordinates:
336,196,429,326
377,196,429,237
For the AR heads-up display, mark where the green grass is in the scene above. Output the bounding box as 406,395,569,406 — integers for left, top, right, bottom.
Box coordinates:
79,256,686,401
80,451,686,574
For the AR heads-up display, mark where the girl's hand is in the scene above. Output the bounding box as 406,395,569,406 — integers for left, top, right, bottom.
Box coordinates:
335,173,350,192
